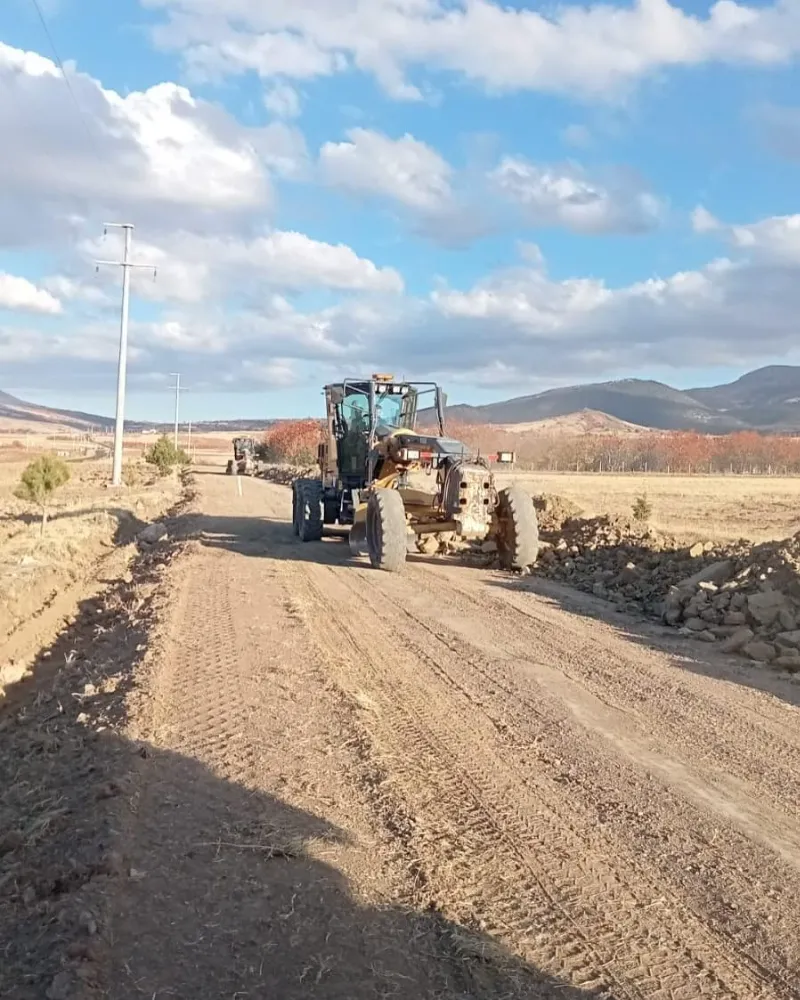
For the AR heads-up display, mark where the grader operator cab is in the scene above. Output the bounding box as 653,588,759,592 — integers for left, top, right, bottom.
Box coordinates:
292,374,539,573
226,437,257,476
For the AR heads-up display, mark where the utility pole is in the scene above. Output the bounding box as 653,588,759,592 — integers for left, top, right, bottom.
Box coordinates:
95,224,157,486
169,373,180,449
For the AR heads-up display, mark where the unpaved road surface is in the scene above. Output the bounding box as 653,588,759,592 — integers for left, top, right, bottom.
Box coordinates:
4,469,800,999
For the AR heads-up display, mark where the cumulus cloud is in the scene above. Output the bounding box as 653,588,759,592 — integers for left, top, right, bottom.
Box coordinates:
692,207,800,264
0,272,62,314
143,0,800,101
24,208,798,395
491,157,662,235
319,127,493,246
0,40,308,247
78,229,404,304
320,128,452,211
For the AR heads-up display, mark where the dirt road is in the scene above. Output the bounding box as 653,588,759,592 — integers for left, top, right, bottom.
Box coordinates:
4,468,800,999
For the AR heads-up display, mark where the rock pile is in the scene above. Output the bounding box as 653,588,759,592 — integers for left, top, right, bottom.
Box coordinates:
261,464,315,485
534,499,800,670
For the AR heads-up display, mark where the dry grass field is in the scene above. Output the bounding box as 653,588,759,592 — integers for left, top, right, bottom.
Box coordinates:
498,470,800,543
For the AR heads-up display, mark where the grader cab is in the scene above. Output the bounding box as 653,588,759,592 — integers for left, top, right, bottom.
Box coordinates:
292,375,539,572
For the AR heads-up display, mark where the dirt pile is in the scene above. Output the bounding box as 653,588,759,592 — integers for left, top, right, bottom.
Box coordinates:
535,500,800,670
532,493,583,533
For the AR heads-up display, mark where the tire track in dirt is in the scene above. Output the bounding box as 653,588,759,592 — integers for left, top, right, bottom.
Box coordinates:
358,563,800,992
110,479,581,1000
281,554,794,999
408,561,800,825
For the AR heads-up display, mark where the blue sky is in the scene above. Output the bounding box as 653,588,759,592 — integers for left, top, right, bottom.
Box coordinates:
3,0,800,422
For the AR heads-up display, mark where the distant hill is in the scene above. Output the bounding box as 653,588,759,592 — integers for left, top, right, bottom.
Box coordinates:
498,409,653,436
688,366,800,430
430,366,800,433
0,391,116,432
0,390,275,434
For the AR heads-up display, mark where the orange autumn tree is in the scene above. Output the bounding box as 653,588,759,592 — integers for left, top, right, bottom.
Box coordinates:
261,420,323,465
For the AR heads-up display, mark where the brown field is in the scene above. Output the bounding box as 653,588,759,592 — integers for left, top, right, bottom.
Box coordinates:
497,469,800,543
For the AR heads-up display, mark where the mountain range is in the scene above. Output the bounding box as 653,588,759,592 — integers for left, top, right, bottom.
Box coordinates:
5,365,800,435
437,366,800,433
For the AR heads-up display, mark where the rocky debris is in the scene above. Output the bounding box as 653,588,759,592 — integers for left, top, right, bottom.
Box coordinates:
261,464,315,485
137,521,167,546
532,497,800,673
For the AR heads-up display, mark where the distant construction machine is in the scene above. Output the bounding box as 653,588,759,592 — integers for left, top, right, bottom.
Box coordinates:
226,437,257,476
292,374,539,572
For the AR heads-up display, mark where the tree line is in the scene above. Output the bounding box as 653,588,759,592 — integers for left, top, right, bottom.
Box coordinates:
260,419,800,476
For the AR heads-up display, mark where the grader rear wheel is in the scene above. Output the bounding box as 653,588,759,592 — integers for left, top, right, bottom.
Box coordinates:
495,487,539,571
296,480,324,542
366,489,407,572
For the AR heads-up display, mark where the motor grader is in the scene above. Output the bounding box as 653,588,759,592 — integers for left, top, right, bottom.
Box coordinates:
292,374,539,572
225,437,257,476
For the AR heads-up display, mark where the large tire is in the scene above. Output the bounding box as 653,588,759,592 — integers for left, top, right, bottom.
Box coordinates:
496,487,539,571
225,460,234,475
291,481,300,536
297,480,324,542
366,488,407,572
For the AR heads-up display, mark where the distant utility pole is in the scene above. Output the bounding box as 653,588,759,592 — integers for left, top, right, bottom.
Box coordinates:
95,223,157,486
169,373,180,449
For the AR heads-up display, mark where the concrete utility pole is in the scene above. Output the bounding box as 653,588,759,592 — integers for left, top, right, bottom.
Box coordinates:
169,373,181,449
95,223,157,486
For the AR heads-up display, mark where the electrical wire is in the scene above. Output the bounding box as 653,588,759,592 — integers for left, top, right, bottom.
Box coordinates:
28,0,97,149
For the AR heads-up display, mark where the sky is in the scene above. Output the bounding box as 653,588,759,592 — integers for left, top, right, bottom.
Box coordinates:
2,0,800,422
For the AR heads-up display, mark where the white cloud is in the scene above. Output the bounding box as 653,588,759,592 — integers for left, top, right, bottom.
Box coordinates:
143,0,800,101
264,81,302,119
491,157,662,235
319,127,492,246
320,128,452,211
81,229,404,302
0,272,62,314
0,40,302,247
64,214,800,393
691,205,720,233
693,208,800,264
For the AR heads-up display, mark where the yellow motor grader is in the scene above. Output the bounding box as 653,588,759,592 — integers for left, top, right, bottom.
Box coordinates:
292,374,538,572
225,437,258,476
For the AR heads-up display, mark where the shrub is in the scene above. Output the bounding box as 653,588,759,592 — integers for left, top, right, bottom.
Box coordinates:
261,420,322,466
14,454,71,535
631,494,653,522
144,435,190,476
122,461,144,487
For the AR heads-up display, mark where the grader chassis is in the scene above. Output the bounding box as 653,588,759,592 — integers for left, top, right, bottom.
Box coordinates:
292,374,539,573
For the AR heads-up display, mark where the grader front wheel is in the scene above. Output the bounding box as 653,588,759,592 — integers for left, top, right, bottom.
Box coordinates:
366,489,407,572
495,487,539,571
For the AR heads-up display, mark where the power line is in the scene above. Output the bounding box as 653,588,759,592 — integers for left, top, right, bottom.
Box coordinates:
28,0,97,149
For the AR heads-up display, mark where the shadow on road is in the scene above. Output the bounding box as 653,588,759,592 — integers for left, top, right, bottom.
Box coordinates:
0,516,604,999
